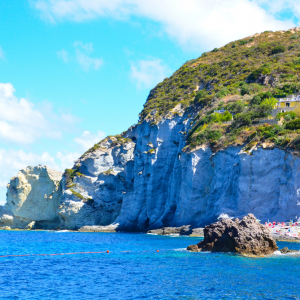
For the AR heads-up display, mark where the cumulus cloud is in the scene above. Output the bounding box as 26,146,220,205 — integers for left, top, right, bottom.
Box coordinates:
255,0,300,18
0,149,59,188
0,148,80,205
31,0,295,49
73,130,106,150
130,59,170,89
57,41,103,71
0,82,78,145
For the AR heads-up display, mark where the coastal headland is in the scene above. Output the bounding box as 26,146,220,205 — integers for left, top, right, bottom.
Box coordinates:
2,27,300,233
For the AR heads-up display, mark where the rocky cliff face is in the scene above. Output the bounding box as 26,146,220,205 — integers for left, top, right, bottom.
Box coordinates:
2,116,300,230
55,113,300,230
1,166,62,229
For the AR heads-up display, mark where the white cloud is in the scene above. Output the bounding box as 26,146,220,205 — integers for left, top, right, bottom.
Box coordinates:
0,149,59,189
0,148,79,205
56,150,81,170
57,41,103,71
255,0,300,18
130,59,170,89
73,130,106,150
0,82,78,145
0,46,4,60
31,0,295,50
57,49,70,62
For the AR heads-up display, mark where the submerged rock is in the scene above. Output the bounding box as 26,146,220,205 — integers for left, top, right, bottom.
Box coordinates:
6,166,62,226
279,247,299,254
187,214,278,256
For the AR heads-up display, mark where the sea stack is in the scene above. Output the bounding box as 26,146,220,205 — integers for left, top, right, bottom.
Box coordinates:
187,213,278,256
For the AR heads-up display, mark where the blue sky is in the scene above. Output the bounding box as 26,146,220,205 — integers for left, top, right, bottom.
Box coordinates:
0,0,299,204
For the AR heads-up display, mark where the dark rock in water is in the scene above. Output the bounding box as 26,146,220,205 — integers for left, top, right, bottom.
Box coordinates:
147,226,204,236
280,247,298,254
187,213,278,256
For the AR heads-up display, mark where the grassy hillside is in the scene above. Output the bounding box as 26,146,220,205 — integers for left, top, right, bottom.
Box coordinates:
140,27,300,153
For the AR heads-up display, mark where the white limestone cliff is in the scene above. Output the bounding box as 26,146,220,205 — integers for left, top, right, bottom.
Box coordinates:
56,114,300,230
3,166,62,228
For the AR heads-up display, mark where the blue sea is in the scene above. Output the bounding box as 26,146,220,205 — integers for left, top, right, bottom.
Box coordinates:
0,231,300,300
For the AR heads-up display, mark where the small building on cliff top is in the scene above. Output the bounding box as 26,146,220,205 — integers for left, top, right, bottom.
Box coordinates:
276,93,300,112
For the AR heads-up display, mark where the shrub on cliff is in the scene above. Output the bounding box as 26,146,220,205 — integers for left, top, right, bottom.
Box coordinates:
286,118,300,130
271,44,286,55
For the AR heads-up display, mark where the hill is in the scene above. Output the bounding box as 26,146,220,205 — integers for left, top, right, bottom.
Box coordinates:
140,26,300,153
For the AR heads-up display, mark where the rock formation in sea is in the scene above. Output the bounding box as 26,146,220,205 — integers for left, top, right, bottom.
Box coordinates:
187,214,278,256
2,27,300,230
0,166,62,229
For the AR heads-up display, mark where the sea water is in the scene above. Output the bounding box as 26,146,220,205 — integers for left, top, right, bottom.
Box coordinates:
0,231,299,300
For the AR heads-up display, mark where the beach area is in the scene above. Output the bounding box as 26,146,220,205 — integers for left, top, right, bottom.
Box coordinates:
265,221,300,241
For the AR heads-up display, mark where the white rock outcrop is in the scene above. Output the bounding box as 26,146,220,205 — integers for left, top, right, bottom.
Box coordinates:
6,166,62,224
0,205,14,227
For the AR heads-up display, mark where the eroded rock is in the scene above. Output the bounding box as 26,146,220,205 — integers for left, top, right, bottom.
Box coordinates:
279,247,299,254
187,214,278,256
6,166,62,223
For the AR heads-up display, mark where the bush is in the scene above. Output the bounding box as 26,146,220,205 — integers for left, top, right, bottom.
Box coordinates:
212,111,232,122
286,118,300,130
233,113,252,127
253,103,272,118
212,48,219,52
194,90,208,103
241,86,249,95
216,87,229,98
225,101,245,114
271,44,286,55
276,111,296,121
206,129,222,142
250,95,262,105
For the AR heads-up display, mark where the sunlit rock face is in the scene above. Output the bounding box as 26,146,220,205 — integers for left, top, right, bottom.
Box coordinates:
58,135,136,229
0,205,14,227
6,166,62,223
59,115,300,230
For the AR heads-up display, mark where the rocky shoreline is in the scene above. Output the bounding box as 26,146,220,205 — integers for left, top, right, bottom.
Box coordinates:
147,226,204,237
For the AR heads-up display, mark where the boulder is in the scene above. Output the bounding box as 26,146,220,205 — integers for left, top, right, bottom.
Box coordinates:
6,166,62,222
187,214,278,256
279,247,299,254
0,226,11,230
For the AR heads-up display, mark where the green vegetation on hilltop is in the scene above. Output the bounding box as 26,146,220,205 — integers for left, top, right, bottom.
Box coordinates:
139,28,300,152
141,29,300,122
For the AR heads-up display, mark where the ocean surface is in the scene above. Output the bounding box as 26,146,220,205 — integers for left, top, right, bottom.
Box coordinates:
0,231,300,300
